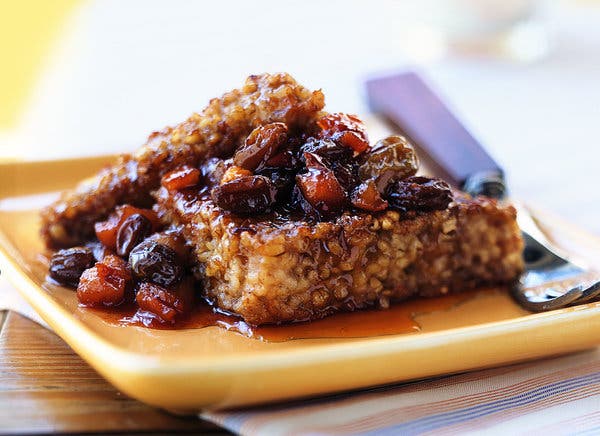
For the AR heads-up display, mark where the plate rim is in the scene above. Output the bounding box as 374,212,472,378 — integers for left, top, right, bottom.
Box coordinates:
3,155,600,409
3,227,600,372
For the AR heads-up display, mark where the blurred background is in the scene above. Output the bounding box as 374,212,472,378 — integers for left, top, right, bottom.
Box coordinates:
1,0,599,233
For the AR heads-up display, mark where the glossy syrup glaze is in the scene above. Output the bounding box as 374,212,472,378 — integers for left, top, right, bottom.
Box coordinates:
88,291,475,342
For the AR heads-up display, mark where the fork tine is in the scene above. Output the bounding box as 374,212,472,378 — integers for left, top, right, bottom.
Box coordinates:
545,288,564,298
509,204,597,312
573,280,600,304
511,281,584,312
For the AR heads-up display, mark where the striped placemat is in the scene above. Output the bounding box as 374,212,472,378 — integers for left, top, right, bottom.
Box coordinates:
202,349,600,435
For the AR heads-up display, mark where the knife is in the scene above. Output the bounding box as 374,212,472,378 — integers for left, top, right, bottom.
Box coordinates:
366,72,600,311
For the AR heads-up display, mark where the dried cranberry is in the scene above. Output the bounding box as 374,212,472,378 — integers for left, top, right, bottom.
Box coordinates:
129,240,183,287
351,180,389,212
76,255,131,306
359,135,419,193
116,213,152,257
234,123,288,171
211,175,277,214
136,279,194,324
296,152,347,216
386,176,453,212
316,113,370,154
49,247,95,287
161,166,200,191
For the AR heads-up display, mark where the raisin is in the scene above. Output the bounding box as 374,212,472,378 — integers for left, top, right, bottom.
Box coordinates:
256,166,296,201
300,138,359,190
116,213,152,257
199,157,229,188
234,123,288,171
164,232,188,259
351,180,389,212
211,175,277,214
264,148,298,168
94,205,161,250
86,241,111,262
76,255,131,306
301,138,352,163
359,135,419,194
144,230,188,263
49,247,95,287
386,176,453,212
286,185,315,216
316,113,370,154
136,279,194,324
161,166,200,191
296,152,347,216
129,240,183,287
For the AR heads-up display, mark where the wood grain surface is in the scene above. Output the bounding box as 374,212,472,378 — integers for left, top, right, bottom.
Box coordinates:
0,311,229,435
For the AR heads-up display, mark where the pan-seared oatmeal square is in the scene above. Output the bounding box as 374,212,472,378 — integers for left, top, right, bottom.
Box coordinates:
42,73,523,326
155,187,523,325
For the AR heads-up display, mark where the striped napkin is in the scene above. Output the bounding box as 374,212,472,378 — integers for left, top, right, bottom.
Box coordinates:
202,350,600,435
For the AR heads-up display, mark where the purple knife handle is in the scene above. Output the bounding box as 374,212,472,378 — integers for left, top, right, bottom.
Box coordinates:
366,72,506,199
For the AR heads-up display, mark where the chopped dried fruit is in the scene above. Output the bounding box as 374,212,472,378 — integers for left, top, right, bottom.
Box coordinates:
161,166,200,191
359,135,418,194
136,279,194,324
94,205,161,250
296,152,347,216
317,113,370,154
102,254,133,282
351,180,388,212
387,176,453,212
116,213,152,257
220,165,253,184
49,247,95,287
129,240,183,287
211,175,277,214
234,123,288,171
76,255,131,306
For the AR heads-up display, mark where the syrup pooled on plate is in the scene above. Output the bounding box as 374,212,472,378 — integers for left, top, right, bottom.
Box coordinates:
89,291,474,342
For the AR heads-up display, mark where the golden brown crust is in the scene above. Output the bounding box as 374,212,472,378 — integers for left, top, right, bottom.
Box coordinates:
155,188,524,325
40,73,325,248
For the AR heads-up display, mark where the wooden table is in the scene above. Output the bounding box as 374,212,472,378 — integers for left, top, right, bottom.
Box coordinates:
0,310,229,435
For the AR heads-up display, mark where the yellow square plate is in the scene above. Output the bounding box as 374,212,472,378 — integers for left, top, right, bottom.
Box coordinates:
1,156,600,413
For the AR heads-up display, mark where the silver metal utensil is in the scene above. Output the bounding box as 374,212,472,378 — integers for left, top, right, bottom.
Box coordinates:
509,202,600,311
366,72,600,311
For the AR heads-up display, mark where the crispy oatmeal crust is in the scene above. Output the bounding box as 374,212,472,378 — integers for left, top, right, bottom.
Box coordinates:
41,73,325,248
155,188,524,325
